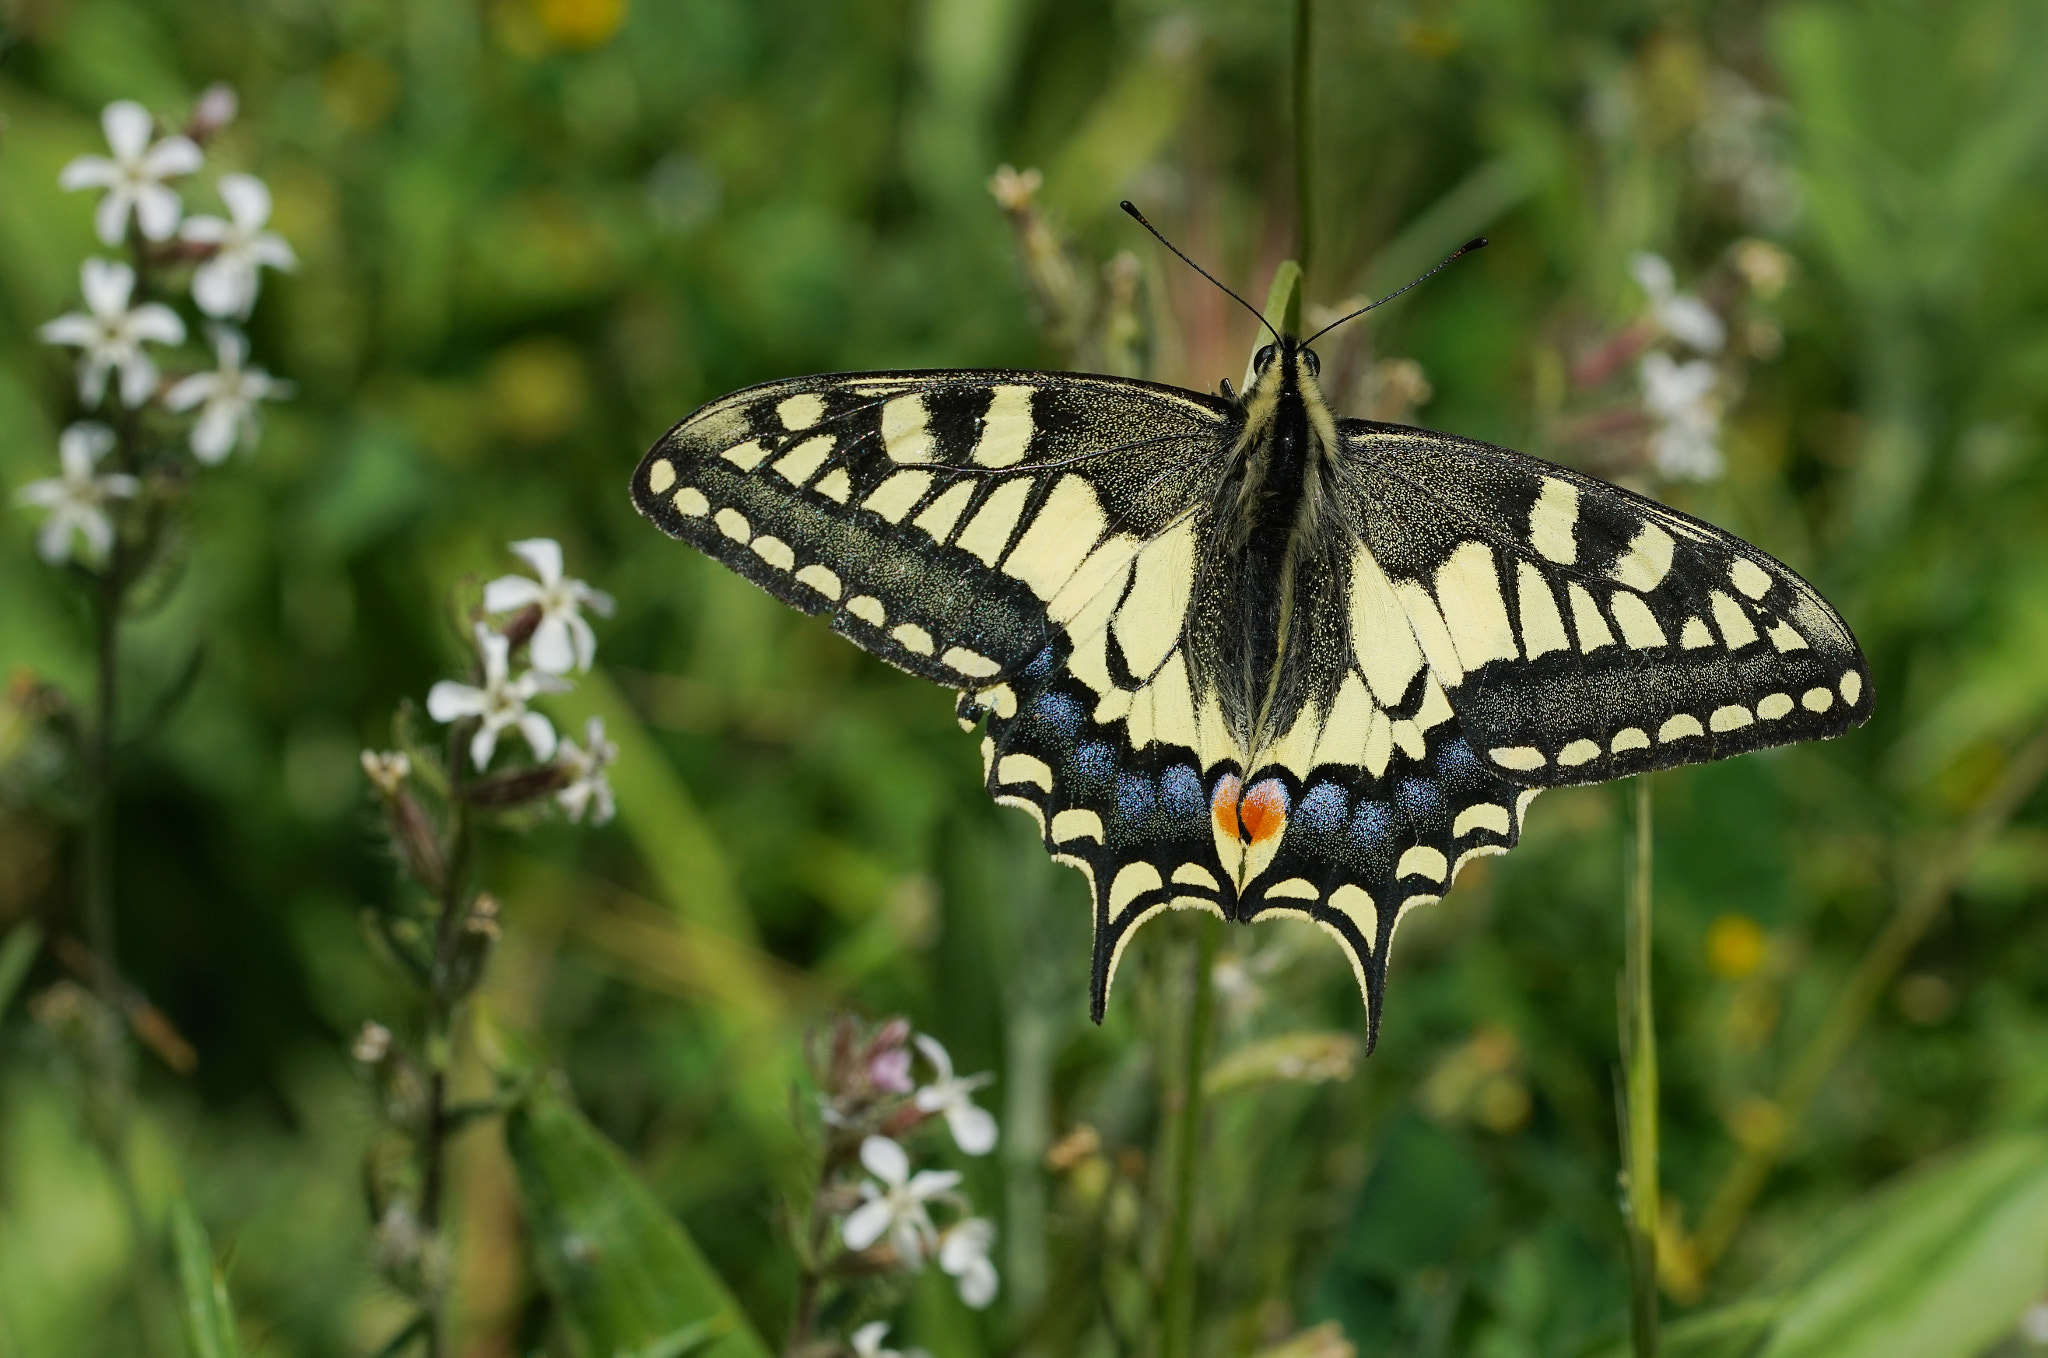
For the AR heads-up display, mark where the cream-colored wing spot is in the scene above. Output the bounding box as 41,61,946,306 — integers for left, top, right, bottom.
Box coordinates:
942,646,1001,679
972,385,1035,468
795,564,841,599
1767,620,1808,652
1515,561,1569,659
770,434,835,486
721,439,771,472
1710,704,1753,732
1609,593,1667,649
1002,475,1106,600
1350,549,1426,705
1567,584,1615,651
1610,522,1675,591
1802,687,1834,713
846,595,886,627
1757,693,1793,720
1109,861,1164,913
1659,714,1704,742
861,470,933,523
776,393,824,430
1840,671,1863,705
672,487,710,517
1558,738,1601,767
997,753,1054,792
1453,803,1511,837
1679,617,1714,649
1490,746,1544,771
715,508,751,543
1397,846,1448,883
814,468,852,503
1435,541,1519,670
1730,557,1773,600
1611,727,1650,753
955,478,1034,566
1111,521,1198,677
880,393,936,463
912,480,975,542
1393,581,1466,687
1050,809,1104,843
892,623,935,655
751,535,795,571
646,458,676,494
1710,591,1760,650
1530,477,1579,564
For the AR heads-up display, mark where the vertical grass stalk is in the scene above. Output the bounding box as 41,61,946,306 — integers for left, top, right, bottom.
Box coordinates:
1291,0,1314,274
1620,776,1659,1355
1160,914,1219,1358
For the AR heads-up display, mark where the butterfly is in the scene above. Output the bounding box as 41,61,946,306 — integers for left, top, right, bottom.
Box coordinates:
630,210,1870,1049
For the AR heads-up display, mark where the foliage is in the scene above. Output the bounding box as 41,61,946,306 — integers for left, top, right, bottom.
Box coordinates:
3,0,2048,1355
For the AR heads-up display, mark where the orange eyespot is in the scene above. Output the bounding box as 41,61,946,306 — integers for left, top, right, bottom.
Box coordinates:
1240,779,1289,845
1212,774,1288,845
1211,774,1244,840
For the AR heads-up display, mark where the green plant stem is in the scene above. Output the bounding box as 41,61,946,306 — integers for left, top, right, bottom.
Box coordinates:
1695,713,2048,1266
1291,0,1314,275
417,728,476,1358
1620,776,1659,1356
1160,914,1219,1358
86,567,120,982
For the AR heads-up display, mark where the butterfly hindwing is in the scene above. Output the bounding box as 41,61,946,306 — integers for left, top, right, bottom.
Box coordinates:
1344,420,1871,785
631,370,1230,687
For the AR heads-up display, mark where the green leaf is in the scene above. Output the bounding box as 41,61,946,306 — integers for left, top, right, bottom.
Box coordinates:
1595,1133,2048,1358
169,1197,243,1358
504,1077,773,1358
1263,259,1304,340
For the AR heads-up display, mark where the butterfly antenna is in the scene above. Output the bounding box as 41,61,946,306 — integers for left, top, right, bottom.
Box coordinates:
1120,201,1281,342
1304,237,1489,345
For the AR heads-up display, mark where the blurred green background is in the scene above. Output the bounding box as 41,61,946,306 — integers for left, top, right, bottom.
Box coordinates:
4,0,2048,1354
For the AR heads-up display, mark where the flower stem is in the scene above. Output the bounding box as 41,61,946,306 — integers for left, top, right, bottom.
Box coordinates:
1160,914,1219,1358
1291,0,1315,275
1620,777,1659,1356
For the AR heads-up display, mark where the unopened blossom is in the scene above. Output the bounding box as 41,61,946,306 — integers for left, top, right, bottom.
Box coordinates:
841,1135,958,1267
1640,352,1723,481
913,1034,997,1155
425,623,570,770
39,259,186,407
15,423,137,565
554,716,618,824
180,174,297,318
850,1322,928,1358
483,538,615,674
352,1021,392,1063
939,1217,999,1308
1630,252,1725,355
359,749,411,796
58,100,202,246
163,326,293,463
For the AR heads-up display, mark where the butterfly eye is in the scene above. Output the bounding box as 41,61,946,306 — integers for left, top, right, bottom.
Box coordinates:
1301,348,1321,377
1253,344,1276,373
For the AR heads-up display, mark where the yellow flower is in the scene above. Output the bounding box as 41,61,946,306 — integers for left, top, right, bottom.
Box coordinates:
1706,913,1767,979
535,0,625,49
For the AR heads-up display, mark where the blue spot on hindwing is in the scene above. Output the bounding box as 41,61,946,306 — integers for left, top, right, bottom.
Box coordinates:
1159,765,1203,819
1298,782,1349,834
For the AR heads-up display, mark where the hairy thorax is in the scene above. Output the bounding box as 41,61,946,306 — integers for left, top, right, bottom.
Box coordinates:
1192,343,1352,757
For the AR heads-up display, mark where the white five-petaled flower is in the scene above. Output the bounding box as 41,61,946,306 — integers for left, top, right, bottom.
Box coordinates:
58,100,203,246
555,716,618,824
425,623,571,771
841,1135,959,1267
1640,352,1723,482
482,538,616,674
849,1322,928,1358
1630,252,1726,355
163,326,293,463
912,1034,998,1155
180,174,297,318
14,423,137,565
40,259,187,408
939,1217,999,1309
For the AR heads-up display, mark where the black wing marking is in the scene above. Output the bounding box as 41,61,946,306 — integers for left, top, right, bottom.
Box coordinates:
631,370,1230,686
1344,420,1871,785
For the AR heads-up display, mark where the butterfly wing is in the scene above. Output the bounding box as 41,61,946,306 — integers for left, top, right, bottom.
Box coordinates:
1343,419,1871,782
631,370,1231,685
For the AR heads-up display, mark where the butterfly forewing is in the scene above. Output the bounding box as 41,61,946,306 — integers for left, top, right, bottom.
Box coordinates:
632,370,1230,686
1343,421,1871,784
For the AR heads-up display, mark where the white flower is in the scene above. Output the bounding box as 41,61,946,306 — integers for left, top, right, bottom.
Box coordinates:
841,1136,959,1267
555,716,618,824
163,326,293,463
58,100,203,246
482,539,615,674
1640,352,1723,481
180,174,297,318
360,749,411,796
939,1217,999,1309
39,259,187,407
1630,253,1725,354
14,423,137,564
849,1322,928,1358
425,623,571,770
912,1034,998,1156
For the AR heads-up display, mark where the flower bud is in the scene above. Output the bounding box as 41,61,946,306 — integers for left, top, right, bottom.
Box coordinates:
440,893,501,999
187,83,238,140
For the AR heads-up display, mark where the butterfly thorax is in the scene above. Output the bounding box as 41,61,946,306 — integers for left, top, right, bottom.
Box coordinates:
1197,338,1351,759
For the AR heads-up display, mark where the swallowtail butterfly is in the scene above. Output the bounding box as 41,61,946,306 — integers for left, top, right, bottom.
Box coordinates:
632,214,1869,1048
